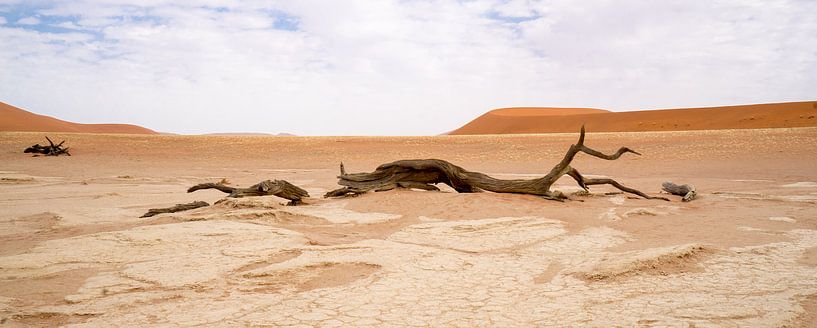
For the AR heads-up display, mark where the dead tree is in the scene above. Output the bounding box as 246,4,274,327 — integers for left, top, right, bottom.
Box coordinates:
141,201,209,218
325,126,669,202
24,136,71,156
188,179,309,205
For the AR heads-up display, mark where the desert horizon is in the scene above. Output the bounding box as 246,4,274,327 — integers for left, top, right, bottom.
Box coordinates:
4,100,817,136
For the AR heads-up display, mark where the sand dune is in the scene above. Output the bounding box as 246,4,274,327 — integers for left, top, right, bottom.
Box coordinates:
451,101,817,134
0,101,156,134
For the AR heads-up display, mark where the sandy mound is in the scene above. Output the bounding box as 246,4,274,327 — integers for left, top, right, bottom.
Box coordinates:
0,101,156,134
451,101,817,134
572,244,715,281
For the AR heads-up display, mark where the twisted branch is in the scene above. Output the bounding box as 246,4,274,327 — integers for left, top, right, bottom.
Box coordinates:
326,126,667,201
189,179,310,205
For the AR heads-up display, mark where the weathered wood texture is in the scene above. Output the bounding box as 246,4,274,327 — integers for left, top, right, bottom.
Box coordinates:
326,126,669,202
140,201,209,218
24,136,71,156
662,182,697,202
188,179,310,205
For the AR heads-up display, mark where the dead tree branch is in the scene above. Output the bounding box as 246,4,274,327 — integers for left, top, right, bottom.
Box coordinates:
188,179,309,205
140,201,209,218
24,136,71,156
325,126,669,202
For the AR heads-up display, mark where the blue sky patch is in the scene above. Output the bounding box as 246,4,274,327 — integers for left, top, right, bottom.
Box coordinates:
485,10,541,24
266,9,300,32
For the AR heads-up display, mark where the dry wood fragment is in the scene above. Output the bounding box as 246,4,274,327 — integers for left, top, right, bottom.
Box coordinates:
325,126,669,202
140,201,209,218
188,179,309,205
662,182,697,202
24,136,71,156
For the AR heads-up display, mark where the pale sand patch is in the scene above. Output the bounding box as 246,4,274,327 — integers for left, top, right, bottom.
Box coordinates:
388,217,566,252
598,206,676,221
714,191,817,203
783,182,817,188
64,271,154,304
48,207,140,227
770,216,797,223
234,249,303,273
787,293,817,328
5,222,817,327
0,212,61,237
257,169,330,173
800,247,817,267
0,221,308,286
731,179,773,182
780,195,817,202
598,208,622,221
609,196,626,205
284,201,401,224
418,216,443,222
304,187,326,196
0,267,99,307
0,172,61,184
533,262,564,284
237,262,381,293
622,205,678,219
713,191,765,198
524,230,817,327
233,229,817,327
622,207,661,218
551,185,586,194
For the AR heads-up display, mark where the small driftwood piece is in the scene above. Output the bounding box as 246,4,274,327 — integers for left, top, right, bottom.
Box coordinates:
325,126,669,202
140,201,209,218
24,136,71,156
188,180,309,205
662,182,697,202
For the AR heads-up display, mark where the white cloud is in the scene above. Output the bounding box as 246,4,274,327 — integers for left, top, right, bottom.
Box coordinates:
0,0,816,135
0,16,6,25
16,16,40,25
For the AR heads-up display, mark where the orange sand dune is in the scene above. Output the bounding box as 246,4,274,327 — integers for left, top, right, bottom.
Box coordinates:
451,102,817,135
490,107,610,117
0,101,157,134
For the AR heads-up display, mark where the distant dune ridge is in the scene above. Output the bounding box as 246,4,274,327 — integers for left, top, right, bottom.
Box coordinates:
0,101,157,134
450,101,817,135
4,100,817,136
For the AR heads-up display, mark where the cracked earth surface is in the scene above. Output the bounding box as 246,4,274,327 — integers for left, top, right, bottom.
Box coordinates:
2,129,817,327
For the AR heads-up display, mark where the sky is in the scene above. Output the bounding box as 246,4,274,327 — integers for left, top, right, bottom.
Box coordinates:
1,0,816,135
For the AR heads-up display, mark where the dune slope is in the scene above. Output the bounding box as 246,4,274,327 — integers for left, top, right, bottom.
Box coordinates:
0,102,156,134
451,102,817,135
